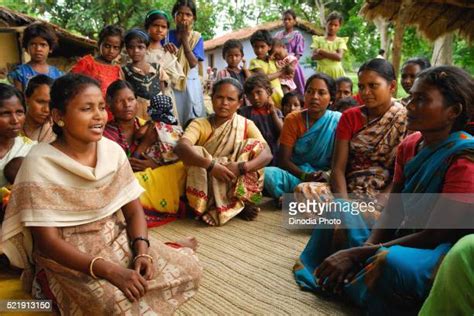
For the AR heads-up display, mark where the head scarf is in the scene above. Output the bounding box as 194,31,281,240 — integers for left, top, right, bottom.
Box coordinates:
149,95,178,125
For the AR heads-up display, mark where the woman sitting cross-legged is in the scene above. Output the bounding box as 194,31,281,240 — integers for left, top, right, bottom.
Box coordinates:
175,78,273,226
293,66,474,314
264,73,342,203
1,73,202,315
104,80,186,227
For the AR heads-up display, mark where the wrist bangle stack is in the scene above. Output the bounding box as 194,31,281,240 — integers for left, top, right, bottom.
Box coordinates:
89,256,105,279
206,159,216,172
131,236,150,250
133,254,154,264
238,162,247,175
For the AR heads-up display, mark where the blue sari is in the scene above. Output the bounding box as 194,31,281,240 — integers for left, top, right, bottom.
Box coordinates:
294,131,474,314
264,110,341,198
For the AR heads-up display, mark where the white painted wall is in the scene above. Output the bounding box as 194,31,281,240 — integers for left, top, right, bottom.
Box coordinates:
203,26,317,83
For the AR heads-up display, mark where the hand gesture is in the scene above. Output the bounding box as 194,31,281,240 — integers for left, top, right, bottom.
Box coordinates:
108,265,148,302
164,43,179,55
210,163,236,182
224,162,240,177
134,256,155,280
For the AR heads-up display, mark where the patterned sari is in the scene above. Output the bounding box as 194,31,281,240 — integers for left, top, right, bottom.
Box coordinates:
296,101,407,205
294,131,474,314
1,138,202,315
186,114,266,226
264,110,341,198
103,119,186,227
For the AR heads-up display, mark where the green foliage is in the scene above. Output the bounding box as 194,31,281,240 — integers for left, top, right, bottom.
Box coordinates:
453,38,474,74
7,0,216,40
401,27,432,64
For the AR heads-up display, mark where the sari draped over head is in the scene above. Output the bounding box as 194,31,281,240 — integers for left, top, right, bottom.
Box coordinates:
1,138,202,314
264,110,341,198
175,31,202,91
186,114,266,226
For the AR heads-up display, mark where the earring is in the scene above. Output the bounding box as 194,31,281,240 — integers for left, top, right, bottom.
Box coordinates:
57,120,65,127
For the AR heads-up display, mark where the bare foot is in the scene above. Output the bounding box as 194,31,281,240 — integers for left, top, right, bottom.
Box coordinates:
238,205,260,221
175,236,198,251
201,213,217,226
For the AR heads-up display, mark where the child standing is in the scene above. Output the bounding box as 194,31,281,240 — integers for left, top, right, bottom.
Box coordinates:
249,30,286,109
274,9,305,95
145,10,184,123
216,39,251,87
123,29,169,120
281,92,303,117
163,0,206,126
8,22,63,92
242,74,283,165
71,25,124,120
311,11,348,79
271,39,298,94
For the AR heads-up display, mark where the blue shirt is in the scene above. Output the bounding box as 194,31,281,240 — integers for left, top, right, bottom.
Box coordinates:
8,64,63,90
164,30,205,61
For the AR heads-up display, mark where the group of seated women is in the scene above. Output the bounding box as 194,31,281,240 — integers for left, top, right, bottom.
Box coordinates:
0,54,473,314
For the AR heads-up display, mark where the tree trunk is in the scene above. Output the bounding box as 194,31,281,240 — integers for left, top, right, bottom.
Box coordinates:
431,33,454,66
391,0,413,81
315,0,327,26
373,16,390,58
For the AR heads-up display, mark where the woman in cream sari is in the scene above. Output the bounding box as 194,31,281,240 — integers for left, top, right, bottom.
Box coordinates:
1,74,202,315
175,78,273,226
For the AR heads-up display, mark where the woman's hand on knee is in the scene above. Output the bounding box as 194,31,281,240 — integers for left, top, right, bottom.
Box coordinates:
210,163,236,182
314,248,362,293
134,256,155,280
108,265,148,302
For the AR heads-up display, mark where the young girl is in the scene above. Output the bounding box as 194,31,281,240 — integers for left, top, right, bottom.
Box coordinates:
145,9,184,123
274,9,306,95
22,74,56,143
8,22,63,91
335,76,353,102
281,91,303,117
249,30,287,108
271,39,298,94
400,57,431,105
311,11,348,79
123,29,168,120
216,39,251,87
242,74,283,166
0,84,35,188
1,74,202,314
71,25,124,100
175,78,272,226
163,0,205,126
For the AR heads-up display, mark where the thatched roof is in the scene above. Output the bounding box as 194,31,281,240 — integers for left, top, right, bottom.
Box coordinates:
360,0,474,42
204,20,323,51
0,6,96,57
